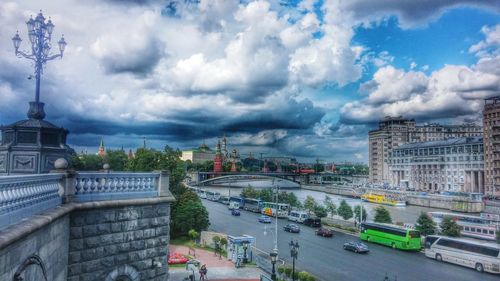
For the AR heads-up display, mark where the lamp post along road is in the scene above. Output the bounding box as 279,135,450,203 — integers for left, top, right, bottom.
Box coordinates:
12,10,67,120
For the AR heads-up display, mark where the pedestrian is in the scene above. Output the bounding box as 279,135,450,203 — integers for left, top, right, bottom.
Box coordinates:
199,264,207,281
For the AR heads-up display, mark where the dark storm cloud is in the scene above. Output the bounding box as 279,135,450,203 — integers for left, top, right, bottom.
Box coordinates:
222,99,325,133
343,0,500,27
98,38,164,76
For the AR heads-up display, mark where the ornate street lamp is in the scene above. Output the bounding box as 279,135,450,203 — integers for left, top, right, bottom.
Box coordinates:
12,10,67,120
270,250,277,281
289,240,299,281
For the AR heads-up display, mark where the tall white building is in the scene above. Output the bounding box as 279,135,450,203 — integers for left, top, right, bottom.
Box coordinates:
369,116,482,184
389,137,484,193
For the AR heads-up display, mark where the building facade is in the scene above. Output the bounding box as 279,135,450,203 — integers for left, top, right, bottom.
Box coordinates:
369,116,482,184
181,143,215,164
389,137,484,193
483,97,500,196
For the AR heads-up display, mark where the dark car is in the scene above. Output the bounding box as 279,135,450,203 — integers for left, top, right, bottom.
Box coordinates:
303,217,321,227
258,215,272,223
343,241,369,253
284,223,300,233
315,227,333,237
231,209,240,216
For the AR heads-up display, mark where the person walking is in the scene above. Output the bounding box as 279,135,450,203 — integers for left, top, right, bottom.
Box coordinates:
199,264,208,281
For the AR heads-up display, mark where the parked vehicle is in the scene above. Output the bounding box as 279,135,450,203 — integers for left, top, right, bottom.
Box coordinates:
284,223,300,233
288,210,309,223
261,202,290,218
428,212,499,241
231,209,240,216
258,215,272,223
228,201,240,210
315,227,333,237
229,196,245,209
359,222,421,250
303,217,321,227
343,241,369,253
424,235,500,274
243,198,263,213
218,196,230,205
206,191,221,201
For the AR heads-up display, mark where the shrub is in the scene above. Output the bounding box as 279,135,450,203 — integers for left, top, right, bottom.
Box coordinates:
298,271,309,281
307,275,316,281
284,267,292,277
277,267,285,274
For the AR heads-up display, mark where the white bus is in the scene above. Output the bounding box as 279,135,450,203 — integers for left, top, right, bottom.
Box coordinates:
428,212,499,241
261,202,290,218
288,210,309,223
424,235,500,274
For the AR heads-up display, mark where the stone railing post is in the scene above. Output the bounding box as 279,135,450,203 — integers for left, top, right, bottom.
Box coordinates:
50,158,76,204
155,170,171,197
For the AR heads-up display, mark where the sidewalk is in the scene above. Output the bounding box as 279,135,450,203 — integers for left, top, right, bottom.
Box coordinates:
168,245,261,281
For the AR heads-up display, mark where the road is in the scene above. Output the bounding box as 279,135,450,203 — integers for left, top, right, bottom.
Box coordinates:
202,199,499,281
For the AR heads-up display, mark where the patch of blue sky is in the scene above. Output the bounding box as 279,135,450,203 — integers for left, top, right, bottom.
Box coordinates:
352,7,499,73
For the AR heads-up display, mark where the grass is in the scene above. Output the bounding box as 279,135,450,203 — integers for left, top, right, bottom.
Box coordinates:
170,235,228,258
169,263,188,268
322,222,359,234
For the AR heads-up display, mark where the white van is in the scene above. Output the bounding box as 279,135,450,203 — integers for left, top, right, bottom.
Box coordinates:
288,210,309,223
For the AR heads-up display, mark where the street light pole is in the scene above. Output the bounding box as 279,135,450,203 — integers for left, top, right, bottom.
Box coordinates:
11,10,67,120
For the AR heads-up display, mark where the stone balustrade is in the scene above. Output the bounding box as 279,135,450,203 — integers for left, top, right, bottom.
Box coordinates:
0,174,63,229
74,172,160,202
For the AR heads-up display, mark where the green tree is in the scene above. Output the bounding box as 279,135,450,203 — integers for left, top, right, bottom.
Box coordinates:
126,148,160,172
440,216,461,237
314,205,327,218
353,205,368,223
324,195,337,217
374,206,392,223
337,200,353,220
73,154,105,171
106,149,128,171
258,188,273,202
303,196,317,213
241,185,259,198
188,229,199,242
220,237,228,250
171,190,210,237
415,212,437,236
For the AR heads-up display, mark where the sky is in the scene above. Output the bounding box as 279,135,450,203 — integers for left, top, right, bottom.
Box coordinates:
0,0,499,163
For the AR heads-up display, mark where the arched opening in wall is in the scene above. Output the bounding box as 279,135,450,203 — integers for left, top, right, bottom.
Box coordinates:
105,265,140,281
13,255,48,281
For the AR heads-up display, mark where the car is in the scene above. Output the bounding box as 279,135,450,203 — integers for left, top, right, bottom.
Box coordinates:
315,227,333,237
258,215,272,223
231,209,240,216
303,217,321,227
343,241,369,253
284,223,300,233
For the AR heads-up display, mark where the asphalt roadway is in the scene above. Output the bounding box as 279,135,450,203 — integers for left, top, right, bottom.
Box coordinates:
202,199,499,281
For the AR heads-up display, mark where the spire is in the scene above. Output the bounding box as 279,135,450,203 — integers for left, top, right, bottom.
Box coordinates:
98,137,106,156
143,137,146,149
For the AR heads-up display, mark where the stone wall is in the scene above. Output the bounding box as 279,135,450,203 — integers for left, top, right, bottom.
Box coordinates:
67,203,170,281
0,214,69,281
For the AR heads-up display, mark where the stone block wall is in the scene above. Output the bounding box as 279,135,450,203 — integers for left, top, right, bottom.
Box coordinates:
68,203,170,281
0,214,69,281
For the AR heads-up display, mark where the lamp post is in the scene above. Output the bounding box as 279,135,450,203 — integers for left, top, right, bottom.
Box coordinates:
289,240,299,281
270,250,277,281
11,10,67,120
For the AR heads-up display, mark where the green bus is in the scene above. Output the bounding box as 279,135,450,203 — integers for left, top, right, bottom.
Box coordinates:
359,222,421,250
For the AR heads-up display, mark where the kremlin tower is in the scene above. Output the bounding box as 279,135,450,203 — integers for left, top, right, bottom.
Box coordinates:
213,140,223,173
98,137,106,157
